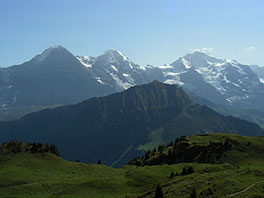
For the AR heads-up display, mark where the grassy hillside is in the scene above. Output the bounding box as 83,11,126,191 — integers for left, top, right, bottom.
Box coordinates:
1,133,264,198
130,133,264,167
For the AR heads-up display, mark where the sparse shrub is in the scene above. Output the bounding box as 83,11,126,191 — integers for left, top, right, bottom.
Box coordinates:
174,137,180,144
49,144,59,156
158,145,165,152
30,143,38,153
182,167,187,175
5,141,22,153
224,140,232,150
167,142,173,147
187,166,194,174
145,150,152,159
169,171,175,178
179,136,186,141
37,143,42,149
182,166,194,176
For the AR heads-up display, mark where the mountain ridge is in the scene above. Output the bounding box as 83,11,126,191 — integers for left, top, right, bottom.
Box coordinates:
0,81,263,167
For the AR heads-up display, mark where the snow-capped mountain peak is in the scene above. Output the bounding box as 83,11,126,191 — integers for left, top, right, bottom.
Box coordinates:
159,51,264,106
103,49,130,61
96,49,138,71
182,51,222,68
101,49,133,68
32,45,70,63
74,49,146,91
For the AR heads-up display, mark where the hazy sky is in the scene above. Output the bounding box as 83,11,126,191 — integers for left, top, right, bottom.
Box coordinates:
1,0,263,67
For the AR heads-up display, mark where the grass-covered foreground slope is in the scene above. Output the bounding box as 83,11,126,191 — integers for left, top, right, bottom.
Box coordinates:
1,133,264,198
129,133,264,167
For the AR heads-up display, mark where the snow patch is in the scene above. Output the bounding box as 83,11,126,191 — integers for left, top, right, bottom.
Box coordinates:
95,77,104,85
163,71,184,77
226,95,250,103
76,56,92,68
128,62,134,69
115,49,129,61
110,73,133,89
226,98,232,103
111,65,118,72
225,59,233,63
181,58,192,69
196,66,227,94
164,79,184,86
223,76,230,84
137,65,147,71
122,73,135,84
158,65,173,69
207,61,214,65
215,62,225,67
232,82,240,87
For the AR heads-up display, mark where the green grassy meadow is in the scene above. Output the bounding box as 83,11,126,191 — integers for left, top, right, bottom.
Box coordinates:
1,133,264,198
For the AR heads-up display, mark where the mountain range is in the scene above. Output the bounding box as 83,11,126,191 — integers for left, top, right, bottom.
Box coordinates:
0,81,262,167
155,52,264,109
1,46,264,122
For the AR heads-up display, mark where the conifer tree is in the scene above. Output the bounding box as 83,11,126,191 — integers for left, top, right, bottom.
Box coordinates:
187,166,194,174
169,171,175,178
154,184,164,198
181,167,187,175
49,144,59,156
30,143,38,153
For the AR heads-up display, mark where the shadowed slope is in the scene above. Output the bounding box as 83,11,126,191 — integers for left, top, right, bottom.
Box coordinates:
0,81,263,167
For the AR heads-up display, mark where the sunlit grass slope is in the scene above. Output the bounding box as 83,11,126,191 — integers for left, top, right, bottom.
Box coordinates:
0,133,264,198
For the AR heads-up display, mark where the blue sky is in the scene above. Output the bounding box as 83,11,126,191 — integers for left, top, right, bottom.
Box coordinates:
0,0,263,67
